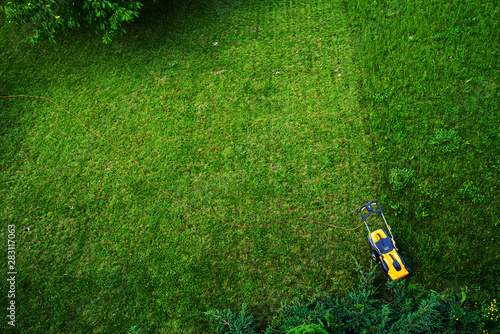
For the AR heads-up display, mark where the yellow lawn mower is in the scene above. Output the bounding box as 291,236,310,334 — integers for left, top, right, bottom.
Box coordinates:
359,201,412,281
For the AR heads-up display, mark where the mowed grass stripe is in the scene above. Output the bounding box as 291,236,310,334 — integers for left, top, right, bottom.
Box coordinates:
0,0,378,333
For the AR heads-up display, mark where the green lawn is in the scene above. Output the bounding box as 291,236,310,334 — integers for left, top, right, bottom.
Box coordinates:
0,0,498,333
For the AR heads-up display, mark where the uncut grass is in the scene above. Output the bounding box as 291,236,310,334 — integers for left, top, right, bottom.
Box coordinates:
0,0,378,332
342,0,500,298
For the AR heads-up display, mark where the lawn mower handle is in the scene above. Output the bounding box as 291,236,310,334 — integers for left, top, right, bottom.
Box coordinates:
359,201,383,221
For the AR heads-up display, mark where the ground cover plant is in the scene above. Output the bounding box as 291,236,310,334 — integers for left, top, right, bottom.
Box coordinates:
0,0,498,333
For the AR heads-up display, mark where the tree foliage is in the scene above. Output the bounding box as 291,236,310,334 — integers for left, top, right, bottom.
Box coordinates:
0,0,155,44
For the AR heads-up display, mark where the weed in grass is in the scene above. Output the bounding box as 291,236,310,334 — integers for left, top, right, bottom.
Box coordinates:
430,129,463,153
388,168,414,192
369,87,394,103
478,299,499,327
128,324,145,334
458,181,486,204
492,159,500,173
